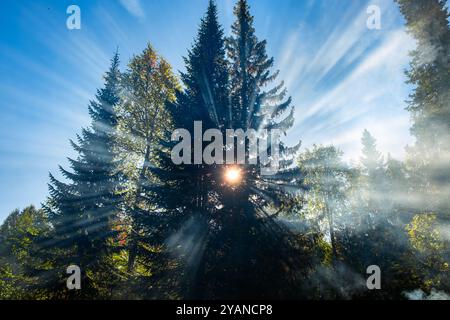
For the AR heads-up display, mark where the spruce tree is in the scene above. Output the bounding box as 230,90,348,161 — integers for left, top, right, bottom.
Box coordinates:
397,0,450,285
221,0,305,298
227,0,295,133
226,0,301,215
359,130,385,225
150,0,307,299
44,52,123,297
361,129,383,178
148,0,232,298
396,0,450,212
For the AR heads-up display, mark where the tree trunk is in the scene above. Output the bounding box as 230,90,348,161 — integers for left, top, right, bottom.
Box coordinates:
326,202,338,264
127,143,152,273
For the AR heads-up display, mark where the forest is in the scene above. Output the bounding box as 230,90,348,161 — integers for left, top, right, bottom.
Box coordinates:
0,0,449,300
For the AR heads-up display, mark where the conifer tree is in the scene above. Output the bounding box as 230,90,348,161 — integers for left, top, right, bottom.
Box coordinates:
397,0,450,286
226,0,301,211
396,0,450,212
147,0,232,298
150,0,307,299
361,129,383,178
44,53,123,297
359,130,385,225
227,0,295,133
397,0,450,158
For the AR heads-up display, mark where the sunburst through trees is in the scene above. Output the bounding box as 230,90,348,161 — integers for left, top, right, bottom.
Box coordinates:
0,0,449,300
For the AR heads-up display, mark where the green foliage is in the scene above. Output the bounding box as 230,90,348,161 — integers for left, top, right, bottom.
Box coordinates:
407,214,446,253
116,43,180,277
298,145,351,260
43,52,124,298
406,213,449,290
0,206,50,299
397,0,450,213
145,0,308,299
2,0,450,300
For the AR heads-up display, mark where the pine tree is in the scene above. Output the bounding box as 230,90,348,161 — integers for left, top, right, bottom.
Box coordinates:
44,52,123,297
396,0,450,212
226,0,301,218
149,0,308,299
397,0,450,157
148,0,233,298
359,130,385,226
227,0,295,133
361,129,383,178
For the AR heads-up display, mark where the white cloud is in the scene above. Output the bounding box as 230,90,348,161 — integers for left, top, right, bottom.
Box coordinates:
277,0,417,163
119,0,145,18
295,29,414,161
301,29,413,122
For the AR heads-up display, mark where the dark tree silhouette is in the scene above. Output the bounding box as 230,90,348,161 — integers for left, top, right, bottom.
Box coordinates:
148,0,309,299
43,53,123,297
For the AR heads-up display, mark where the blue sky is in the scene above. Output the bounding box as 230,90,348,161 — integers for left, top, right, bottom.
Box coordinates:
0,0,423,221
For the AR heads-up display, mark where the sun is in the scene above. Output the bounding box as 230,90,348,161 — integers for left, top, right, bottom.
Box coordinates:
224,166,243,185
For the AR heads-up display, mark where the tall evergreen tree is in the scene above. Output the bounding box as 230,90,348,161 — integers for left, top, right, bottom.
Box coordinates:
44,53,123,297
359,130,385,225
148,0,232,298
397,0,450,287
361,129,383,177
227,0,295,133
219,0,307,299
226,0,301,222
396,0,450,212
149,0,308,299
